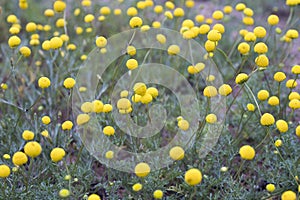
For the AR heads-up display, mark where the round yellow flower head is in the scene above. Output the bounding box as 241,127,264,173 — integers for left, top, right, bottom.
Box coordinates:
239,145,255,160
274,72,286,82
134,82,147,96
243,8,253,16
291,65,300,74
296,125,300,137
165,1,175,9
281,190,296,200
100,6,111,15
267,15,279,25
22,130,34,141
254,42,268,54
8,35,21,48
237,42,250,55
12,151,28,166
132,94,141,103
289,92,300,100
59,189,70,198
286,29,299,39
218,84,232,96
103,104,113,113
207,30,222,41
96,36,107,48
268,96,279,106
260,113,275,126
235,3,246,11
286,79,297,88
114,8,122,15
50,147,66,162
275,139,282,147
62,120,73,130
141,93,153,104
243,17,254,26
223,5,233,14
3,154,10,160
42,116,51,125
286,0,300,6
105,151,114,159
92,100,104,113
266,183,275,192
169,146,185,160
276,120,288,133
81,102,93,113
103,126,115,136
203,86,218,97
173,8,185,17
244,32,256,42
88,194,101,200
235,73,249,84
84,14,95,23
117,98,131,110
38,77,51,89
120,90,129,98
212,10,223,20
132,183,142,192
7,15,18,23
44,9,55,17
135,162,150,177
0,165,10,178
127,7,138,16
168,45,180,55
24,141,42,158
19,46,31,57
129,17,143,28
184,168,202,186
247,103,255,111
257,90,270,101
63,77,76,89
199,24,210,35
156,34,167,44
206,113,217,124
289,99,300,109
178,119,189,130
127,45,136,56
153,190,163,199
53,1,66,12
41,130,49,137
253,26,267,38
76,114,90,125
126,59,138,70
146,87,159,98
50,37,63,49
213,23,225,34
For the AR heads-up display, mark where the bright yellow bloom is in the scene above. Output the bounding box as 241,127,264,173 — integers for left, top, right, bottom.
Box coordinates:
24,141,42,158
281,190,296,200
132,183,143,192
103,126,115,136
260,113,275,126
12,152,28,166
266,184,276,192
22,130,34,141
135,162,151,177
76,114,90,125
184,168,202,186
50,148,66,162
0,165,10,178
239,145,255,160
38,77,51,88
169,146,185,160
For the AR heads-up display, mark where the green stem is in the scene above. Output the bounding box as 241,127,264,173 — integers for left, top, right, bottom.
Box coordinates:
244,83,262,116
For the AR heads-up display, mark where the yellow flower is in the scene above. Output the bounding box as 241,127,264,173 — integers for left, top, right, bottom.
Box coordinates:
243,8,253,16
134,162,151,177
276,120,288,133
120,90,129,98
173,8,185,17
154,5,163,13
105,151,114,159
103,126,115,136
53,0,66,12
255,55,269,67
127,45,136,56
218,84,232,96
156,34,166,44
56,18,65,28
268,14,279,25
244,32,256,42
88,194,101,200
92,100,104,113
0,165,10,178
117,98,131,110
289,99,300,109
247,103,255,111
237,42,250,55
296,125,300,137
134,82,147,95
62,120,73,130
213,24,225,34
260,113,275,126
132,94,142,103
63,77,76,89
81,102,93,113
50,37,63,49
291,65,300,74
223,5,233,14
3,154,10,160
274,72,286,82
41,130,49,137
76,114,90,125
235,3,246,11
286,0,300,6
254,42,268,54
206,113,217,124
127,7,138,16
42,116,51,125
96,36,107,48
204,40,216,52
243,17,254,26
44,9,55,17
22,130,34,141
24,141,42,158
165,1,175,9
103,104,113,113
257,90,269,101
199,24,210,34
167,45,180,55
42,40,51,51
12,152,28,166
129,17,143,28
6,15,18,23
184,168,202,186
100,6,111,15
38,77,51,89
281,190,296,200
289,92,300,100
8,35,21,48
146,87,159,98
19,46,31,57
203,86,218,97
253,26,267,38
50,148,66,162
286,29,299,39
132,183,143,192
126,59,138,70
268,96,279,106
207,30,222,42
141,93,153,104
25,22,37,32
212,10,223,20
266,183,276,192
286,79,297,88
59,189,70,198
275,139,282,147
235,73,248,84
239,145,255,160
153,190,163,199
169,146,185,160
178,119,189,130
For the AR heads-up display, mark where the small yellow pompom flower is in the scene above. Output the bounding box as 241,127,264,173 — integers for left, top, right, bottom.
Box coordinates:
63,77,76,89
3,154,10,160
84,14,95,23
12,152,28,166
218,84,232,96
204,40,216,52
239,145,255,160
235,73,248,84
59,189,70,198
268,15,279,25
247,103,255,111
8,35,21,48
41,130,49,138
254,42,268,54
276,120,288,133
146,87,159,98
184,168,202,186
50,147,66,162
206,113,217,124
281,190,296,200
199,24,210,34
81,102,93,113
289,99,300,109
140,93,153,104
53,1,66,12
274,72,286,82
223,5,233,14
19,46,31,57
134,82,147,96
42,116,51,125
7,15,18,23
291,65,300,74
153,190,163,199
132,183,143,192
289,92,300,100
103,104,113,113
286,0,300,6
126,59,138,70
257,90,269,101
173,8,185,17
207,30,222,42
212,10,223,20
156,34,166,44
38,77,51,89
92,100,104,113
275,139,282,147
134,162,151,177
243,8,253,16
255,55,269,68
103,126,115,136
296,125,300,137
0,165,10,178
253,26,267,38
129,17,143,28
260,113,275,126
117,98,131,110
24,141,42,158
88,194,101,200
167,45,180,55
50,37,63,49
203,86,218,97
244,32,256,42
237,42,250,55
127,45,136,56
96,36,107,48
105,151,114,159
178,119,189,131
286,79,297,88
22,130,34,141
127,7,138,16
62,120,73,130
44,9,55,17
266,183,276,192
169,146,185,160
268,96,279,106
76,114,90,125
235,3,246,11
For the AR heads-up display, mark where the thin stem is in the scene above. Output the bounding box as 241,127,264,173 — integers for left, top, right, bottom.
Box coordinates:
244,83,262,116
